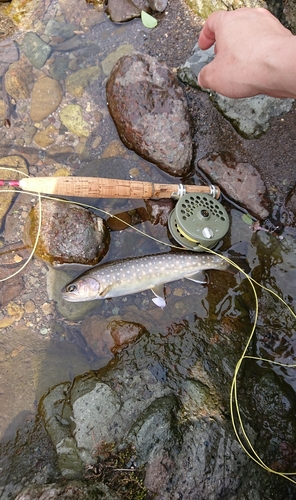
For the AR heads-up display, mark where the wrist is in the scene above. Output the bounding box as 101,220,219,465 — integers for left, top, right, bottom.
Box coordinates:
261,34,296,98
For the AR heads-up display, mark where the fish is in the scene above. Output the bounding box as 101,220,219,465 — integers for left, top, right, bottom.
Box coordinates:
62,252,229,308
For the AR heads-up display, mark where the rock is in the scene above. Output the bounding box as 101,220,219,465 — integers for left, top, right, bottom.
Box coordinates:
184,0,266,18
30,77,63,122
106,53,193,176
59,0,104,29
6,0,52,30
53,35,87,52
21,32,52,69
101,43,134,76
212,93,294,139
285,185,296,225
44,19,77,39
0,39,18,76
81,315,115,359
48,55,69,80
0,155,29,227
0,276,24,308
33,124,58,148
25,199,110,265
65,65,101,97
15,481,117,500
149,0,168,11
283,0,296,34
101,139,127,158
59,104,90,137
198,151,270,220
4,55,34,100
106,0,149,22
145,198,174,225
109,319,148,350
178,43,294,139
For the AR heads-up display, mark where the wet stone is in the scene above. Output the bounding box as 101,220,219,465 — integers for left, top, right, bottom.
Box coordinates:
109,319,148,351
149,0,168,11
25,199,110,265
198,151,270,220
59,104,90,137
30,77,63,122
0,155,29,226
145,198,175,225
4,55,34,100
21,32,52,69
106,0,149,23
178,43,294,139
65,65,101,97
59,0,105,30
15,481,117,500
48,55,70,80
44,19,77,39
284,184,296,227
106,52,193,176
101,43,134,76
0,39,18,76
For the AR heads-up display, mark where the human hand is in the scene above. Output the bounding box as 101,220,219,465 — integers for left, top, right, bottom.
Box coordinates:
198,8,296,99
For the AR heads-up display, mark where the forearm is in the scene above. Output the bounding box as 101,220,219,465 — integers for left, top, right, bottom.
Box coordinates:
263,35,296,98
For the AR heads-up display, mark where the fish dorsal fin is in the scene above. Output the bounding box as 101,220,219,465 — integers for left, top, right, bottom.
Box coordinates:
185,271,207,284
151,285,166,308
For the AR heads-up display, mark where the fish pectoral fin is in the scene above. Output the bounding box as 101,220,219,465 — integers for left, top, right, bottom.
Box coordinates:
151,285,166,309
185,271,208,284
152,297,166,309
98,284,113,298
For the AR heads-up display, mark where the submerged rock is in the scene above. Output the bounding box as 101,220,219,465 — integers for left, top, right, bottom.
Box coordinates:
0,155,29,227
25,199,110,265
106,0,149,22
21,32,52,70
198,151,270,220
106,52,193,176
30,77,63,122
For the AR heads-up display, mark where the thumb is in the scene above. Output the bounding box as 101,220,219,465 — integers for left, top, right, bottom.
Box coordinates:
197,63,216,91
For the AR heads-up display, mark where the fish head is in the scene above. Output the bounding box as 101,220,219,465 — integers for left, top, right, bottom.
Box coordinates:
62,276,102,302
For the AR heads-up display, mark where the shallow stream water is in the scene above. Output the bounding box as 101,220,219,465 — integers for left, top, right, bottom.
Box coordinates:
1,0,296,495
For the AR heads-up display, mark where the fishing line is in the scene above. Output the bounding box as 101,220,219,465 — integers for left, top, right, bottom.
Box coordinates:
198,242,296,484
1,175,296,482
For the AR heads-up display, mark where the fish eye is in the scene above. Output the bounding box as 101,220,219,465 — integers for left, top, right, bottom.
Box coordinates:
67,284,77,293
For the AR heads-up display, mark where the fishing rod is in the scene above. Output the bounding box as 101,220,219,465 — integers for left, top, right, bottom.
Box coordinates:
0,176,220,200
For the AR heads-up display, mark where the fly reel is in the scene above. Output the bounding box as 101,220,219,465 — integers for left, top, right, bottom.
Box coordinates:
168,193,229,252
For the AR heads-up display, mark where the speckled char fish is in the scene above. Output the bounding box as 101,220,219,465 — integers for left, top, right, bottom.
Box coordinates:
62,252,229,308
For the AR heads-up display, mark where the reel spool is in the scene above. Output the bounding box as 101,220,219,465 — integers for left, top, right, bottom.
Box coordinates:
168,193,229,252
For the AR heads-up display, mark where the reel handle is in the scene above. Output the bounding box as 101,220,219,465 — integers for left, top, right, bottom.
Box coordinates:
19,177,220,199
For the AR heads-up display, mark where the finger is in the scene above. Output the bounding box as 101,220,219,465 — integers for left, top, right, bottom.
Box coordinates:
197,63,216,91
198,11,223,50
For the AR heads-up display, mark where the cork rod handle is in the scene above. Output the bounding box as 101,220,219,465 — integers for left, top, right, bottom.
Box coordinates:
19,177,220,199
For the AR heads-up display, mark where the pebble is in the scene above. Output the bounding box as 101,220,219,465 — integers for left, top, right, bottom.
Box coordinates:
59,104,90,137
22,32,52,69
65,65,101,97
30,77,63,122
